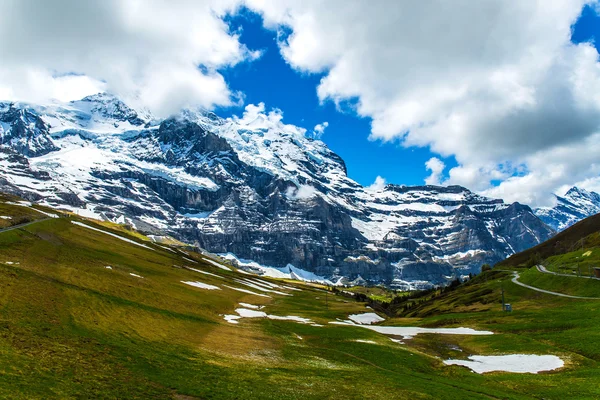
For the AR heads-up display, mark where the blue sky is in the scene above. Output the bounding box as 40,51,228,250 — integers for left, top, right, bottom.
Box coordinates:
219,10,456,187
216,5,600,189
2,1,600,206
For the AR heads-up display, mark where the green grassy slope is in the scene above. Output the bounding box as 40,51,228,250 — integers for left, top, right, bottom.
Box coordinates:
1,197,600,399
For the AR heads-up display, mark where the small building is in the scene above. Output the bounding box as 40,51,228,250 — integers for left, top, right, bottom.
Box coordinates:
504,303,512,312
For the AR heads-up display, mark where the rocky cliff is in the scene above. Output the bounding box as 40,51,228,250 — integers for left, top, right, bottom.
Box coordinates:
0,94,555,286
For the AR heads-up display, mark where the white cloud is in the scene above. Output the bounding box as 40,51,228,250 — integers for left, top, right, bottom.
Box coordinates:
285,184,317,200
0,0,256,116
312,121,329,138
424,158,446,186
247,0,600,206
231,102,307,137
366,176,387,192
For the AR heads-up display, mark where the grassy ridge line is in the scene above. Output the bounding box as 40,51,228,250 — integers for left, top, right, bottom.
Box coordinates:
497,212,600,268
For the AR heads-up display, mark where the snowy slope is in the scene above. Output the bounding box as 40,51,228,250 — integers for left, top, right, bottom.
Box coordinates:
535,187,600,231
0,94,554,286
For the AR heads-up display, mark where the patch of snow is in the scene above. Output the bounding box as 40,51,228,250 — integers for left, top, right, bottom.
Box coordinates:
0,216,11,219
331,320,493,340
223,315,241,324
354,339,378,344
239,303,262,310
181,280,221,290
221,253,333,285
5,200,32,207
129,273,143,278
444,354,564,374
223,307,317,326
222,284,271,298
202,257,231,271
233,278,292,296
30,208,59,218
186,267,223,279
348,313,385,325
105,266,112,269
71,221,154,250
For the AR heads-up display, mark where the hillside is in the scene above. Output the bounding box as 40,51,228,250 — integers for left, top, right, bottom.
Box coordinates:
0,95,554,286
496,212,600,269
1,193,600,399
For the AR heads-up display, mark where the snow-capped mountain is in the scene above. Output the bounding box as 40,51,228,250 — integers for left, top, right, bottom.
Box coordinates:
535,187,600,231
0,94,554,286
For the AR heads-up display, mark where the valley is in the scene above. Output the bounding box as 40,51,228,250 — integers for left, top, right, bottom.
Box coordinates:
1,193,599,399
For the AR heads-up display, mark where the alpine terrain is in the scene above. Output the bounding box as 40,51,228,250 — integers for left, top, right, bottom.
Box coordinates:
0,94,554,286
535,187,600,232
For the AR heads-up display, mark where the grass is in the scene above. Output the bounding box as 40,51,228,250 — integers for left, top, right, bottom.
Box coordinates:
1,197,600,398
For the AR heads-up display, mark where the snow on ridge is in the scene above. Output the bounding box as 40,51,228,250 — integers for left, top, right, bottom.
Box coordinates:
181,280,221,290
71,221,154,250
221,253,333,285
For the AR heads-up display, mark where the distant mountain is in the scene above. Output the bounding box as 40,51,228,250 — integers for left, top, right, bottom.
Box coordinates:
497,211,600,268
535,187,600,231
0,94,554,286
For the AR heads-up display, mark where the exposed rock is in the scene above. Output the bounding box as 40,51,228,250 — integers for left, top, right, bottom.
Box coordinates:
0,94,555,285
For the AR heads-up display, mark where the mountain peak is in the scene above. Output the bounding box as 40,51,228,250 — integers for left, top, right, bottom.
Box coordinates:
0,97,554,286
565,186,591,197
535,186,600,231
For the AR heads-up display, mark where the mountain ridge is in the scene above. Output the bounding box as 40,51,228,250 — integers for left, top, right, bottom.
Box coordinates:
0,93,555,286
535,186,600,231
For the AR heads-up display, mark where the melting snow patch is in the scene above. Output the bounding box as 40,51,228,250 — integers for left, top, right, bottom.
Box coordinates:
181,281,220,290
355,339,378,344
31,208,59,218
6,200,32,207
223,308,317,325
239,303,262,310
105,266,112,270
220,253,333,284
224,315,241,324
0,216,11,219
222,284,271,298
129,273,143,278
71,221,155,250
202,257,231,271
348,313,385,325
444,354,564,374
234,278,292,296
186,267,223,279
281,285,302,291
331,320,493,340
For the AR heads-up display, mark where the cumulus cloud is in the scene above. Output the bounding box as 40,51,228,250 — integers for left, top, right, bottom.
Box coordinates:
232,102,307,137
246,0,600,206
424,158,446,186
0,0,258,116
285,184,317,200
366,176,387,192
311,121,329,138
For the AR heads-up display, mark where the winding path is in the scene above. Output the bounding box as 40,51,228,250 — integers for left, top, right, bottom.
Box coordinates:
0,217,51,233
510,270,600,300
536,264,600,280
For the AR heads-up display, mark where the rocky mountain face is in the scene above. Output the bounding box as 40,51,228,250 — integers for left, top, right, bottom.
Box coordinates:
535,187,600,231
0,94,555,287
